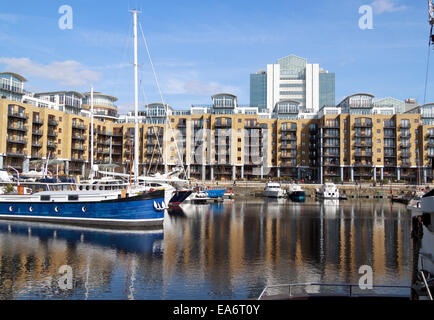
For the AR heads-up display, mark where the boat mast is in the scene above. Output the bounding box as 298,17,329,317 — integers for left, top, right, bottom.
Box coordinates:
131,9,140,184
90,86,94,181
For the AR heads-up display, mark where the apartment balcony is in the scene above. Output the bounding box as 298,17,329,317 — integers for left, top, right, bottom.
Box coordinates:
384,162,397,167
72,145,86,152
400,145,411,150
281,145,297,150
32,118,43,125
281,135,297,141
354,122,373,128
71,157,85,163
48,119,58,126
323,123,340,129
111,150,122,156
96,130,112,136
47,142,57,149
47,131,57,138
324,153,340,158
281,127,297,133
7,137,27,145
400,162,412,168
8,112,29,120
97,149,110,155
97,140,111,146
31,141,42,148
32,129,43,136
215,122,232,129
281,161,297,167
72,135,87,141
323,133,340,138
324,171,340,176
426,132,434,139
427,141,434,148
354,142,373,147
112,141,123,146
281,153,296,159
384,123,396,128
354,172,373,177
400,153,411,159
7,150,27,158
354,133,372,138
323,162,340,167
7,125,28,132
400,123,411,129
354,162,373,167
399,133,411,139
384,154,397,158
31,153,43,159
72,123,86,130
112,132,124,137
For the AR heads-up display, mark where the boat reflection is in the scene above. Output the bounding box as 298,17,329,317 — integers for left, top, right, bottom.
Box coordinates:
0,221,164,255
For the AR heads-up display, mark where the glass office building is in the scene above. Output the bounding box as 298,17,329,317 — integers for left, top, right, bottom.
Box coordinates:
319,72,336,108
250,71,267,109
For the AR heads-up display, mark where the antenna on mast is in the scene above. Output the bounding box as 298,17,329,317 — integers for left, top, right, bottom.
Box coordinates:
429,0,434,45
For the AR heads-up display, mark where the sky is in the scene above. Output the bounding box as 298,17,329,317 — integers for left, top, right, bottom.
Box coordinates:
0,0,432,113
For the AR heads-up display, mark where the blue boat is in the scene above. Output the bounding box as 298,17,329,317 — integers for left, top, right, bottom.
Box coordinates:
0,189,165,228
206,189,226,198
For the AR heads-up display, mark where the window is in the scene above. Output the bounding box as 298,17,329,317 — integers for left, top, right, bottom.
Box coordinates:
58,139,61,143
377,129,381,133
377,119,381,123
58,150,61,155
377,158,381,163
377,149,381,153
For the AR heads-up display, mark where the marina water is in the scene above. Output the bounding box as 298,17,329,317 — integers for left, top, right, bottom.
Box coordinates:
0,198,412,299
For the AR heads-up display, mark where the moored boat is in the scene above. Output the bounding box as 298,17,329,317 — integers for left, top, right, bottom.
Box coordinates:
263,182,285,198
0,188,165,228
316,183,339,200
287,184,306,202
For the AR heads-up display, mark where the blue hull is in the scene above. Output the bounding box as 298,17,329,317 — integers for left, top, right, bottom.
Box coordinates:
0,191,165,228
206,189,226,198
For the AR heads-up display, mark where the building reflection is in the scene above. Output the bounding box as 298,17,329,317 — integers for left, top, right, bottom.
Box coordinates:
0,199,412,299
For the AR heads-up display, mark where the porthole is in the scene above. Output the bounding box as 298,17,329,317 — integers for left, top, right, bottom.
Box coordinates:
86,186,90,191
54,206,59,213
9,206,13,212
82,206,86,213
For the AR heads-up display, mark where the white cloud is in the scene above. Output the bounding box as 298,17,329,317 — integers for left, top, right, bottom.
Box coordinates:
0,57,101,87
371,0,408,14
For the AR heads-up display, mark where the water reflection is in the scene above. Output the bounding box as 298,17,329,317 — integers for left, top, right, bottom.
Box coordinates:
0,199,412,300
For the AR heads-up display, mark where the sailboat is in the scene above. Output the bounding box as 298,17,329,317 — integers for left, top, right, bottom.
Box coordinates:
0,10,166,228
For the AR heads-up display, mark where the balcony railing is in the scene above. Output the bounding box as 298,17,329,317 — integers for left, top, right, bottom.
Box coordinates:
354,152,373,157
7,150,27,157
32,129,43,136
354,122,373,128
7,137,27,145
72,123,86,130
7,125,28,132
32,118,43,125
8,112,29,120
48,119,58,126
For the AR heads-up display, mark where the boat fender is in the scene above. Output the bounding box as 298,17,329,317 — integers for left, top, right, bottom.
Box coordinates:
9,206,13,212
29,206,33,212
54,206,59,213
82,206,86,213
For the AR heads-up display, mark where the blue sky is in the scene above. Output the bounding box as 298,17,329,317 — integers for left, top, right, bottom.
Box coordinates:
0,0,432,112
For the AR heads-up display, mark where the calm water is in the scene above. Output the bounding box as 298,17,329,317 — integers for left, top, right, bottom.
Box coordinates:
0,199,412,300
